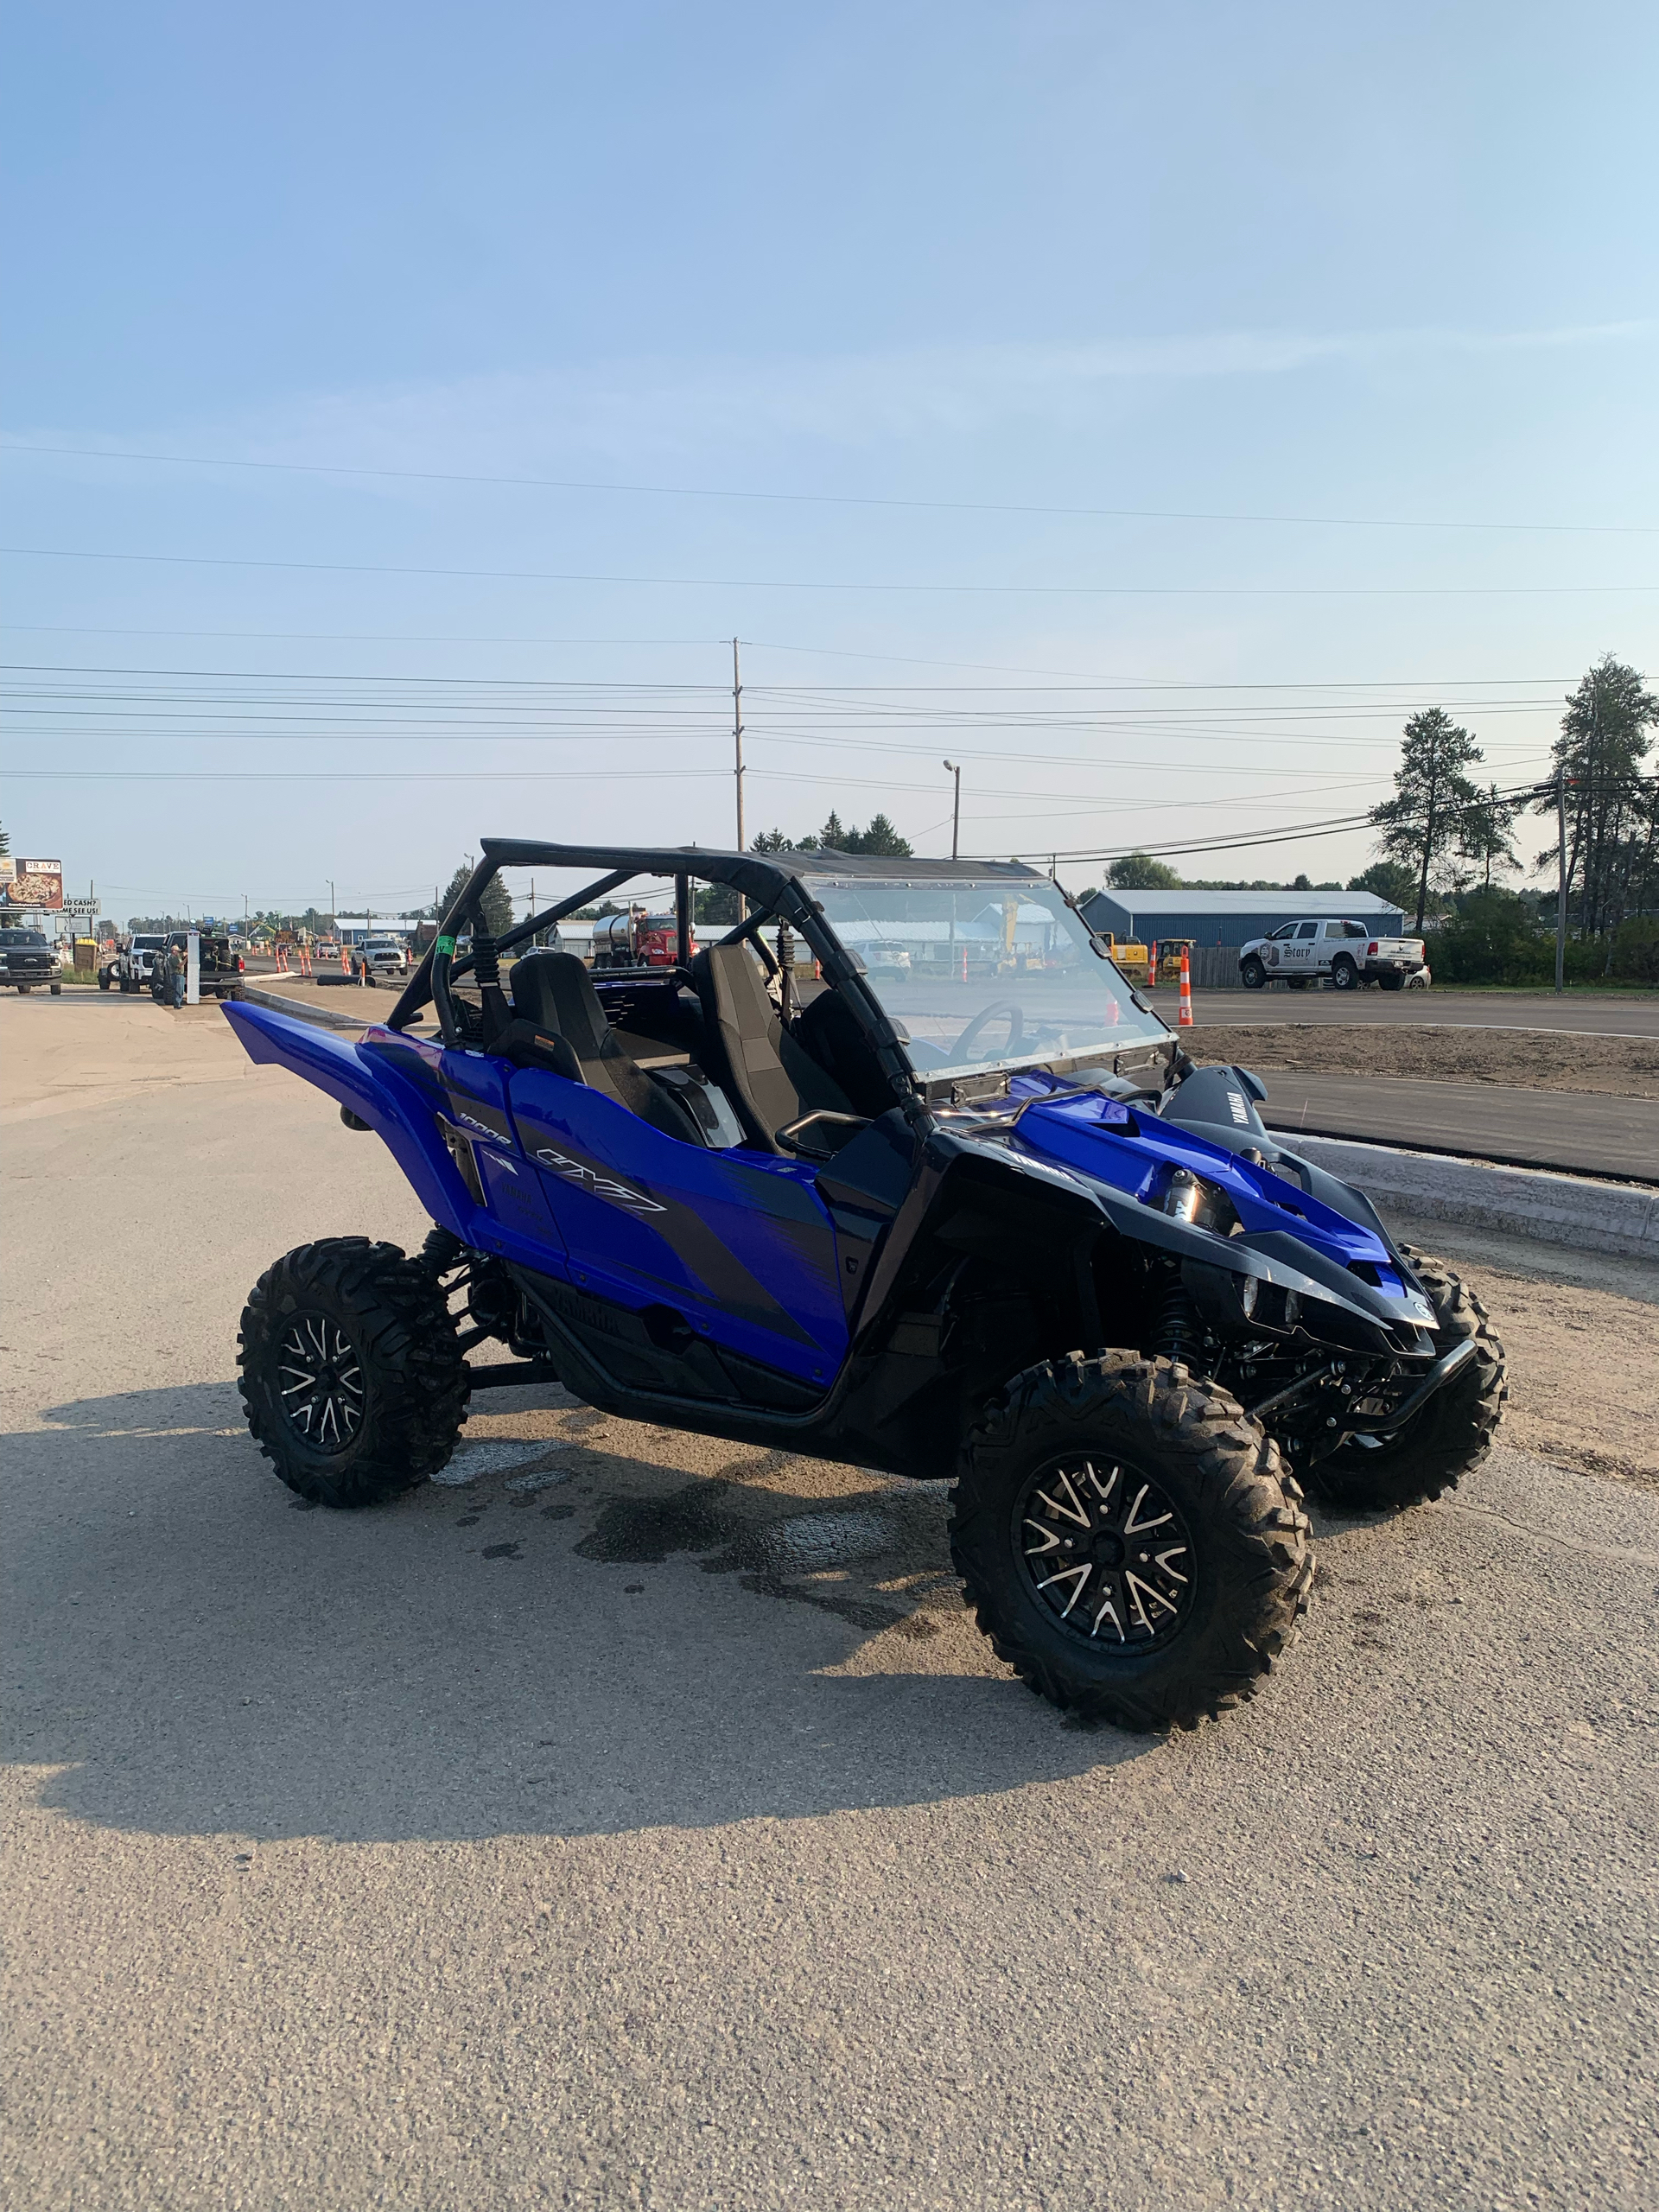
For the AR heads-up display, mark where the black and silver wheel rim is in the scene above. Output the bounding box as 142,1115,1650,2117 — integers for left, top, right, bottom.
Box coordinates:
1015,1457,1195,1650
276,1312,365,1453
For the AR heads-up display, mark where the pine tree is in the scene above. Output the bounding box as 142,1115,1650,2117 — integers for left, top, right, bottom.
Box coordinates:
850,812,912,857
437,861,513,938
1534,656,1659,941
1369,708,1484,930
1457,782,1522,891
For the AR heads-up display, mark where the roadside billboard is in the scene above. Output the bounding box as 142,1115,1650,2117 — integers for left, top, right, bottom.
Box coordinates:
3,859,64,910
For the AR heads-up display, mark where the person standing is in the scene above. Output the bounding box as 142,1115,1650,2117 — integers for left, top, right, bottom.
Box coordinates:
167,938,188,1008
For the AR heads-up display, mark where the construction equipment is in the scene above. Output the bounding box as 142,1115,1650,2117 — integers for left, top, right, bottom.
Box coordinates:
1090,931,1151,987
1154,938,1197,987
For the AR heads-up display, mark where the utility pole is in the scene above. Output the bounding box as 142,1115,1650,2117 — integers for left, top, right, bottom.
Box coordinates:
943,759,961,859
1554,772,1567,995
732,638,746,854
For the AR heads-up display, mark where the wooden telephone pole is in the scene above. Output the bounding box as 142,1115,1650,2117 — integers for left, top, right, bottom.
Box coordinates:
732,637,746,855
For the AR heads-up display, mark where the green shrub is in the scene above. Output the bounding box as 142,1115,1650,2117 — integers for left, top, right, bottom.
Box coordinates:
1611,915,1659,985
1427,889,1554,985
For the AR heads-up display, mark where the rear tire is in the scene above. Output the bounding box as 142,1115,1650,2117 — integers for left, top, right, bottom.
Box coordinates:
1331,956,1359,991
1240,957,1266,989
238,1237,469,1506
1378,972,1406,991
1307,1260,1505,1512
950,1354,1313,1732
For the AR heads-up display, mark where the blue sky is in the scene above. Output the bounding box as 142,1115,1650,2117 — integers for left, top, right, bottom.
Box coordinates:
4,1,1656,918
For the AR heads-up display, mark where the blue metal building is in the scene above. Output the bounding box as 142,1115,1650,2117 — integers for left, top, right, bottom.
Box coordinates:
1077,887,1408,945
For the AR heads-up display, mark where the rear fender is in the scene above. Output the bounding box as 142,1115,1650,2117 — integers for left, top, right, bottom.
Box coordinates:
221,1000,479,1239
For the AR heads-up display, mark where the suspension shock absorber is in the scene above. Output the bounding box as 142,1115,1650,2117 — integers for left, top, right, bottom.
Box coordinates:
470,927,511,1043
1151,1270,1202,1366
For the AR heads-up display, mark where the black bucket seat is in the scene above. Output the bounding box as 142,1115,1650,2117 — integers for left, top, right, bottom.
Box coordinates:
510,950,698,1141
691,942,851,1151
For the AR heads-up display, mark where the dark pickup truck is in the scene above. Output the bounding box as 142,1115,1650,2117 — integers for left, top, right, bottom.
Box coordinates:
148,930,247,1003
0,926,61,995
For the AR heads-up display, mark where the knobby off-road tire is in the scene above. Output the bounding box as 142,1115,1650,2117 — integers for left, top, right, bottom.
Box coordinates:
1308,1258,1505,1513
238,1237,469,1507
950,1354,1313,1732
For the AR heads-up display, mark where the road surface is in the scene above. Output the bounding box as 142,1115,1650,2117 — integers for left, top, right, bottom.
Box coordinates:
3,995,1656,2211
1260,1072,1659,1183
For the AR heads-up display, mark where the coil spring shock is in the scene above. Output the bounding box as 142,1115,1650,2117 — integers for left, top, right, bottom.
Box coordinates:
1152,1274,1202,1367
470,928,511,1044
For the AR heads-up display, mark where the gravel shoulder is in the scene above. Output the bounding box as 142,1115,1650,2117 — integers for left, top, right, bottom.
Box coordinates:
1378,1214,1659,1491
1192,1020,1659,1097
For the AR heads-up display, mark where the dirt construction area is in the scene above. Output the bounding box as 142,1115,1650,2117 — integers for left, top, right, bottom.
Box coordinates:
1193,1022,1659,1099
4,995,1658,2210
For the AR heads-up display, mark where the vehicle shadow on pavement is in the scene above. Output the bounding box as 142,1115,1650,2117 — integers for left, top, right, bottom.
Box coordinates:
11,1382,1160,1844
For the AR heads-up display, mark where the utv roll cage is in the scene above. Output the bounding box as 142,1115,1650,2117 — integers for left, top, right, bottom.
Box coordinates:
387,839,1059,1132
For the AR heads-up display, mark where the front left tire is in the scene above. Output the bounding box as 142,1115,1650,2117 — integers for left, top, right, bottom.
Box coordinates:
950,1354,1313,1732
238,1236,470,1506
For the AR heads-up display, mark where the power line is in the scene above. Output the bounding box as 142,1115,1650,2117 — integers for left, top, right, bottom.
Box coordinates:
4,543,1654,598
0,624,1584,690
5,437,1653,537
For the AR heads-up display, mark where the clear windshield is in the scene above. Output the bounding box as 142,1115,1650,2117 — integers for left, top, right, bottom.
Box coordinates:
804,874,1169,1083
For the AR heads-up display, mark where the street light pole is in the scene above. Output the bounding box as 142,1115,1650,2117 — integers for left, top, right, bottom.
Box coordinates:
943,759,961,859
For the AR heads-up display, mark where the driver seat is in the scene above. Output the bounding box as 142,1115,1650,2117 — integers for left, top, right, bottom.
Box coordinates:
691,943,850,1150
509,951,699,1141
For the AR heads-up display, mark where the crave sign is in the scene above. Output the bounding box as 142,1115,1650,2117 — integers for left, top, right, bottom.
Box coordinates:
3,859,64,910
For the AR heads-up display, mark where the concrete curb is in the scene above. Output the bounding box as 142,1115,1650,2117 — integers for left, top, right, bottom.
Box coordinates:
232,984,368,1033
1289,1133,1659,1262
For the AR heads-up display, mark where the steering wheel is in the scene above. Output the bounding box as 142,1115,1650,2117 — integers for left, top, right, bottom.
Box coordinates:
950,999,1026,1061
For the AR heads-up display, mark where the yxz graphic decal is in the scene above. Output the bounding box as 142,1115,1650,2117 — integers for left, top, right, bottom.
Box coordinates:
534,1147,666,1214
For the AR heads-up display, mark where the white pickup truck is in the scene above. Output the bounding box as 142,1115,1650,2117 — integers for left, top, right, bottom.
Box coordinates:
1238,918,1427,992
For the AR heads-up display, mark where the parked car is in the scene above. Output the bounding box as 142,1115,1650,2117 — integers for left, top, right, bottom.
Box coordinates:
0,925,61,994
1238,918,1427,992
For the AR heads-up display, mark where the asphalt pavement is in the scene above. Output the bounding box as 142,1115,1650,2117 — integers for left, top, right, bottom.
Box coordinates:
1260,1073,1659,1184
3,995,1657,2211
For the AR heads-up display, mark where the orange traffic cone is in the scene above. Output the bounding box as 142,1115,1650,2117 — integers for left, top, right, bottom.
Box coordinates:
340,942,351,973
1178,945,1193,1027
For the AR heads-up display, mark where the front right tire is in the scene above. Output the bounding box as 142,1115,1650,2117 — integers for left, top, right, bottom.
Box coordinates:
951,1354,1313,1732
1307,1260,1504,1512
